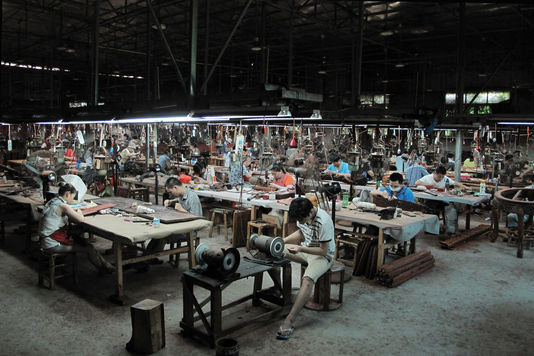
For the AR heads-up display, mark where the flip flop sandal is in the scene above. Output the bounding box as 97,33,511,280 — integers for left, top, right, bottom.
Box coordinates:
276,326,295,340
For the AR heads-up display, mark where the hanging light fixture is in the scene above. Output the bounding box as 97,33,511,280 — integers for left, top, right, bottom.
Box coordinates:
310,110,322,119
277,106,291,117
250,37,262,52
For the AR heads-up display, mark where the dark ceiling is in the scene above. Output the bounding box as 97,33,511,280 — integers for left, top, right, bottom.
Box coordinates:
1,1,534,123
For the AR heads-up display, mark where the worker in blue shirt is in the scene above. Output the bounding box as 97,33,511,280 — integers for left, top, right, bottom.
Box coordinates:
324,154,351,178
371,172,415,202
158,149,172,174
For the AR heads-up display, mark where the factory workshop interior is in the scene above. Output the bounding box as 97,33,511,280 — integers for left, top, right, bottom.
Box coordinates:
1,1,534,355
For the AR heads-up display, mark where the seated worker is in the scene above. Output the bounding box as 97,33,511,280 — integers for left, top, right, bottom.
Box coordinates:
229,155,252,187
157,149,172,175
144,177,203,264
507,175,534,227
415,165,466,190
395,152,410,172
39,182,115,274
404,157,428,186
192,162,209,184
351,156,375,184
371,172,415,202
269,163,295,189
447,153,456,171
324,154,350,178
463,155,477,168
119,143,137,171
500,154,516,186
272,197,335,340
439,156,452,171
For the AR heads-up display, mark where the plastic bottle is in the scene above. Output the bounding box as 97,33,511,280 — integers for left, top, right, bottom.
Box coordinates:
342,193,349,208
152,217,160,228
479,179,486,194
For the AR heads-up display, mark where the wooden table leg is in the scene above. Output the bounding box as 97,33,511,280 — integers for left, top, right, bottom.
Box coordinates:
377,228,384,267
282,211,289,238
250,205,256,221
181,274,194,334
211,287,222,346
25,205,32,252
410,234,417,254
188,232,196,269
517,211,524,258
252,273,263,306
465,206,471,230
491,205,499,242
282,263,292,305
109,241,125,304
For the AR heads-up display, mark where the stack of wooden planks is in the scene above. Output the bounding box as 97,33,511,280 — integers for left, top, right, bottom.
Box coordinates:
439,224,491,249
377,250,434,288
353,238,378,280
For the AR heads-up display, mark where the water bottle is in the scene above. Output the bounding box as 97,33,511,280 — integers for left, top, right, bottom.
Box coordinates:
479,180,486,194
152,217,160,228
342,193,349,208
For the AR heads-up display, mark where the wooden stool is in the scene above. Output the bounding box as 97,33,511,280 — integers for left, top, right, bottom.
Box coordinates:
334,232,369,268
126,299,165,354
129,187,149,202
168,236,200,267
208,208,234,241
246,220,278,251
38,249,77,289
0,220,4,246
300,261,344,311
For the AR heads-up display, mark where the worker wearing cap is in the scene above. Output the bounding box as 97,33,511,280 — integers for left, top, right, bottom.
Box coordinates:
119,143,137,171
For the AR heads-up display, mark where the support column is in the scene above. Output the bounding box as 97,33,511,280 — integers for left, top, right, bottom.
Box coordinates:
145,124,150,170
203,0,210,95
259,1,266,84
351,1,364,107
146,5,151,100
190,0,198,102
454,2,465,184
287,1,294,86
455,130,462,182
92,0,100,106
455,2,465,116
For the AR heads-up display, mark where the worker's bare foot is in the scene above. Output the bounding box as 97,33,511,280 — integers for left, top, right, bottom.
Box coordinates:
280,317,294,331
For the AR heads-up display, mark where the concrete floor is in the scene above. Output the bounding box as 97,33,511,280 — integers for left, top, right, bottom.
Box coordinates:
0,206,533,356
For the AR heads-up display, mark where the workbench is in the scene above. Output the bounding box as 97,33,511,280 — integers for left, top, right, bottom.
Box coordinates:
353,184,491,230
336,207,439,268
180,259,292,346
0,186,100,250
79,213,210,304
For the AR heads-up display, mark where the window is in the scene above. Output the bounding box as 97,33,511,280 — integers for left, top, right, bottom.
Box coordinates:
69,101,88,108
360,94,390,108
445,91,509,105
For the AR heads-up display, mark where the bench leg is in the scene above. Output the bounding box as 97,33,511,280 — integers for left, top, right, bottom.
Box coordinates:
209,211,215,238
246,224,251,251
72,253,78,285
223,213,228,241
49,255,56,290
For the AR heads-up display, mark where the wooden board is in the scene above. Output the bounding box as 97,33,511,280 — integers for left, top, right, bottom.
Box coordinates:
94,196,203,224
81,203,116,216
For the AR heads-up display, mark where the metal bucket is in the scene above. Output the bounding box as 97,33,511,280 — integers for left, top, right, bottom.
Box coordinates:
215,338,239,356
